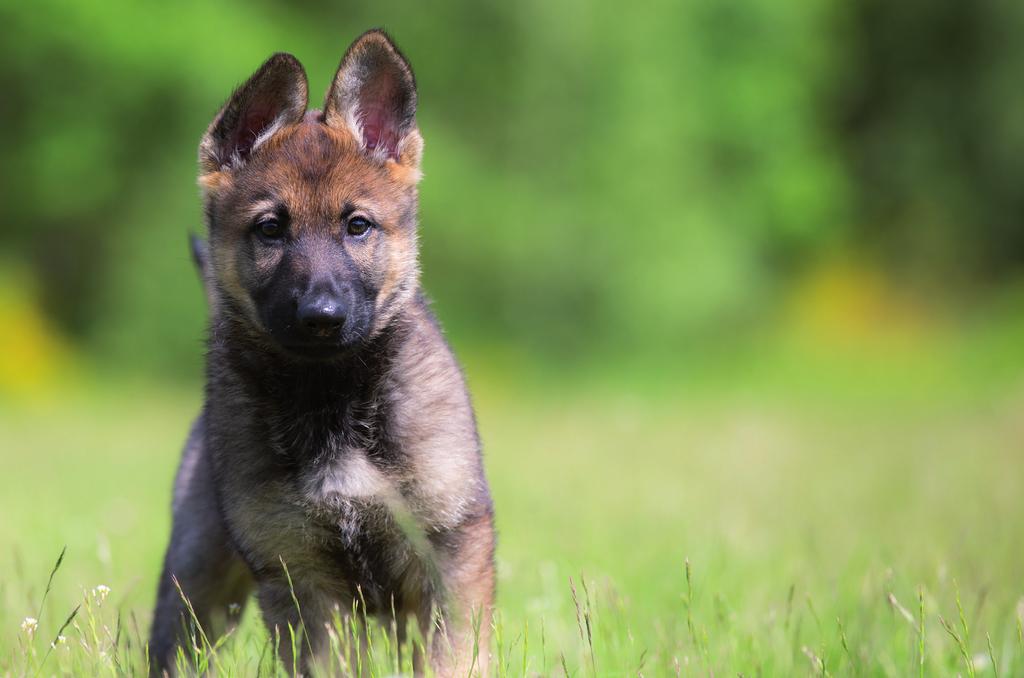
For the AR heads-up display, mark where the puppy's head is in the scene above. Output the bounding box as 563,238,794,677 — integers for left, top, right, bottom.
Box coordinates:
198,31,423,359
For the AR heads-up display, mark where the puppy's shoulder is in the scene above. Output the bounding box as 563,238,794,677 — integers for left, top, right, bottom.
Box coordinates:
387,293,475,423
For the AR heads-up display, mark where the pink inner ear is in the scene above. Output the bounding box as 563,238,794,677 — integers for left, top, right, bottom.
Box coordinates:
359,106,402,159
233,106,276,160
355,70,405,160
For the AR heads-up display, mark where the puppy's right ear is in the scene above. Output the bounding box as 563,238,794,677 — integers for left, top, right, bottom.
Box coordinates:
199,53,308,177
189,232,215,308
189,232,208,278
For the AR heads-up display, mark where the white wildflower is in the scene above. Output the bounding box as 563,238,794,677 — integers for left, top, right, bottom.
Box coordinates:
21,617,38,636
93,584,111,602
50,634,67,649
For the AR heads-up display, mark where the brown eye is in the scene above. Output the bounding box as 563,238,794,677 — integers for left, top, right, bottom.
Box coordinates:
347,216,373,238
256,218,284,240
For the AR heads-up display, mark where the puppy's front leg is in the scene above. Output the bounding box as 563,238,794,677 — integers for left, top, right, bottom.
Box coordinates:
428,511,496,677
150,425,252,675
257,579,337,675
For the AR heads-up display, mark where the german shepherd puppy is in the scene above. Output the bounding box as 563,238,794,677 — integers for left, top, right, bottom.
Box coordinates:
150,30,495,676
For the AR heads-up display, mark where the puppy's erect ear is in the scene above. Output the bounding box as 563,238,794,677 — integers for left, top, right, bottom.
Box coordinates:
199,53,308,175
323,30,421,170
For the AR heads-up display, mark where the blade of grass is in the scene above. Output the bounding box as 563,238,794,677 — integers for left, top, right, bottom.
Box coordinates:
170,575,223,675
837,616,856,675
33,604,79,677
987,632,998,678
939,615,975,678
955,580,973,665
918,586,925,678
278,556,315,663
35,546,66,623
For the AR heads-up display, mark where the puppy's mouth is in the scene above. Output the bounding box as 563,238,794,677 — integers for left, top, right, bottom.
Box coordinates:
266,325,369,361
278,341,354,360
255,311,372,361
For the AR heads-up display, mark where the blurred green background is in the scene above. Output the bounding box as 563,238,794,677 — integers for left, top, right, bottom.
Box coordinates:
2,1,1024,674
2,0,1023,388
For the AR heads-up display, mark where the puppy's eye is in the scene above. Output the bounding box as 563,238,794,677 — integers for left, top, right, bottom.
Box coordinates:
256,218,284,240
347,216,373,238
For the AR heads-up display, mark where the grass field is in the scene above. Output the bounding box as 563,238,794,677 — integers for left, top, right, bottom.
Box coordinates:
2,321,1023,676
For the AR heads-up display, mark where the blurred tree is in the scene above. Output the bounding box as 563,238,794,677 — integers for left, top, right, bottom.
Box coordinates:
0,0,1019,379
833,0,1024,281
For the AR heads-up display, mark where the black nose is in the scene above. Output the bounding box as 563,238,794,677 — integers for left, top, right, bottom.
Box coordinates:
297,294,345,337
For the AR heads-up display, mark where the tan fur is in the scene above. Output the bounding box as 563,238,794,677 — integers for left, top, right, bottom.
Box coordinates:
201,119,422,338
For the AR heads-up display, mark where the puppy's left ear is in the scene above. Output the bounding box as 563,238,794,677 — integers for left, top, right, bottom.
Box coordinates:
323,30,421,172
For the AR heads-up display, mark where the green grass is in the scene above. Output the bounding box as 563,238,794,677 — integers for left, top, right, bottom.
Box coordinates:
2,350,1023,675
